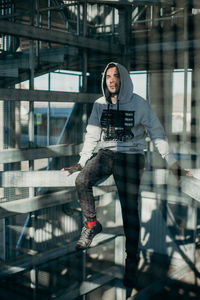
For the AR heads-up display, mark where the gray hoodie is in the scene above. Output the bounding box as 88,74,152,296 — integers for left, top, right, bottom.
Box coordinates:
78,62,176,167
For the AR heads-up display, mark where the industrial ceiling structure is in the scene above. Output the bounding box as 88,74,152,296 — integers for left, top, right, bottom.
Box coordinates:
0,0,200,88
1,1,200,299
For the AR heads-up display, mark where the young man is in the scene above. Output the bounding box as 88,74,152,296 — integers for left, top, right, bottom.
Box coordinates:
63,62,192,287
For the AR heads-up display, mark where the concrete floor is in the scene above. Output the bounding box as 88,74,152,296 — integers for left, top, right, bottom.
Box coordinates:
127,247,200,300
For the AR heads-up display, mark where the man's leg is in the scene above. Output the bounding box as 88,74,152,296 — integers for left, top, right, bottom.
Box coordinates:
113,153,145,286
75,149,114,249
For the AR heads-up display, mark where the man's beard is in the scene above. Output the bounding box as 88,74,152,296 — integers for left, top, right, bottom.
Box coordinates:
110,91,119,97
108,87,120,96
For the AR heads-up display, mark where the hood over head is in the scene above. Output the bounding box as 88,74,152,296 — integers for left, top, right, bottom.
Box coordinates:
102,62,134,104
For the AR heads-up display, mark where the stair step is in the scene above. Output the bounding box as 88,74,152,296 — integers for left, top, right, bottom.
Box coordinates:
0,230,120,277
54,265,123,300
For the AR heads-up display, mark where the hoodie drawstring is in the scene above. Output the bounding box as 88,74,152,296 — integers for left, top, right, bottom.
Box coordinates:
105,100,120,140
117,99,119,113
106,103,110,140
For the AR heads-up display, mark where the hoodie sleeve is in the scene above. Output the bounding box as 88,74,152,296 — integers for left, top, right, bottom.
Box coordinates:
141,101,177,167
78,102,102,167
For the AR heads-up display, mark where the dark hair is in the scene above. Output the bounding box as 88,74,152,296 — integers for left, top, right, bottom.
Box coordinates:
106,63,117,71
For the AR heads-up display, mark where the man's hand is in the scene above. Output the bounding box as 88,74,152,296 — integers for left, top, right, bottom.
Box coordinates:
170,161,193,183
61,163,83,176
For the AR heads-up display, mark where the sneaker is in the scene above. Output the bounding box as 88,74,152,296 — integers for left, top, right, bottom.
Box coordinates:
123,257,139,287
76,221,102,250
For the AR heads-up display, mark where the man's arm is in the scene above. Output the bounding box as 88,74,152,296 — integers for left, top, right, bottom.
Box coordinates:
141,101,193,181
78,124,102,167
62,102,102,176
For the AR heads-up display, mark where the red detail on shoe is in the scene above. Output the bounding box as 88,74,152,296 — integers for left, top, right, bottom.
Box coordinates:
87,220,97,229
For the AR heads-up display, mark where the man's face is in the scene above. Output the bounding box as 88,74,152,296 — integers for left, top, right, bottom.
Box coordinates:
106,66,120,94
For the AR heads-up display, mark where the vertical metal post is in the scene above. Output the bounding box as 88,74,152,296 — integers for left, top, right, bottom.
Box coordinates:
82,51,88,93
118,6,131,67
29,3,35,188
103,4,105,34
48,0,51,47
83,0,87,36
150,5,154,28
47,0,51,149
29,42,35,154
111,7,115,43
82,0,87,92
81,249,86,300
77,1,80,35
146,71,152,170
112,7,115,34
47,73,51,148
35,0,40,67
29,1,38,295
114,195,126,299
29,4,35,256
14,89,21,150
39,14,42,49
81,4,88,299
4,1,11,51
186,200,197,263
30,266,38,300
3,0,13,261
1,0,5,50
160,6,164,28
183,7,188,142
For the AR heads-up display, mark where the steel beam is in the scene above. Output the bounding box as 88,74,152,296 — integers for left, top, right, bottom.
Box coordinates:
54,265,123,300
0,88,101,103
91,0,200,8
0,185,195,219
0,62,64,89
0,67,18,78
0,20,121,55
0,48,78,70
0,185,116,219
63,0,173,6
0,170,115,188
0,143,83,164
0,170,198,219
142,169,200,204
174,0,200,8
0,170,200,203
0,189,76,218
0,233,120,277
131,39,200,53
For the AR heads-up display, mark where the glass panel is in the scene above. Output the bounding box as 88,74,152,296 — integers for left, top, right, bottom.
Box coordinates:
130,71,147,99
172,70,192,134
